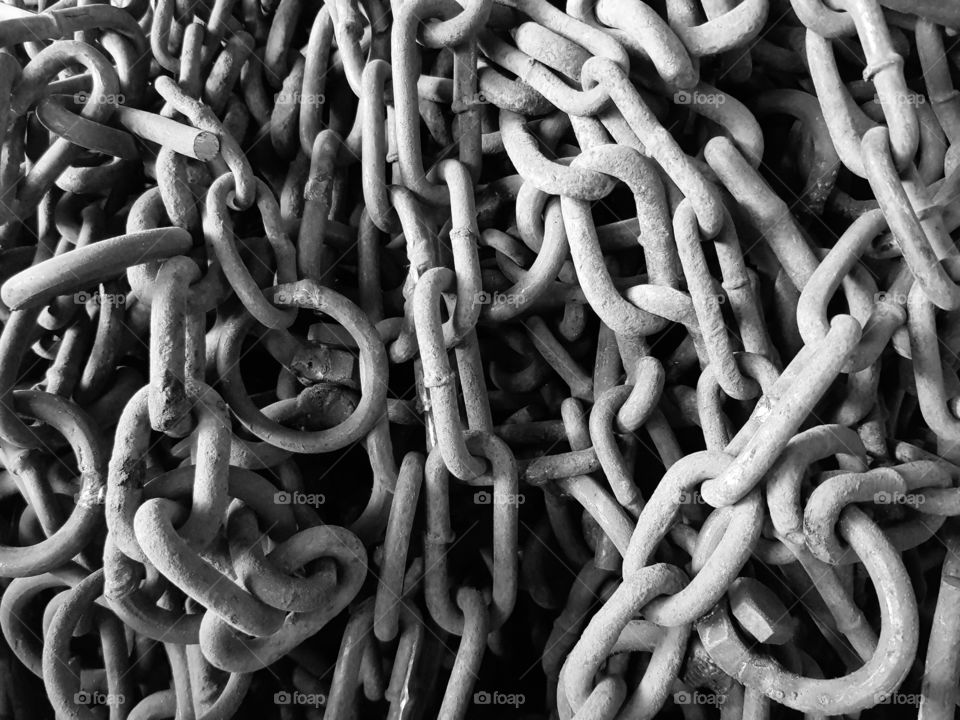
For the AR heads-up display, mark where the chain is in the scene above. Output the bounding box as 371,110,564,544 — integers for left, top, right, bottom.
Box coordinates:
0,0,959,719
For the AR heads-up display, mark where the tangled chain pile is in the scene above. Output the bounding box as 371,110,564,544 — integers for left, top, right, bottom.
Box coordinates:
1,0,960,717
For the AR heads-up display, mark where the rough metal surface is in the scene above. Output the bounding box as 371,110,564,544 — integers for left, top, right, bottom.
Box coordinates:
0,0,957,718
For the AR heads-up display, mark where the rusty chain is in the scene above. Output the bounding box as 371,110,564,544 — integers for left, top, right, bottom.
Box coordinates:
0,0,958,718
